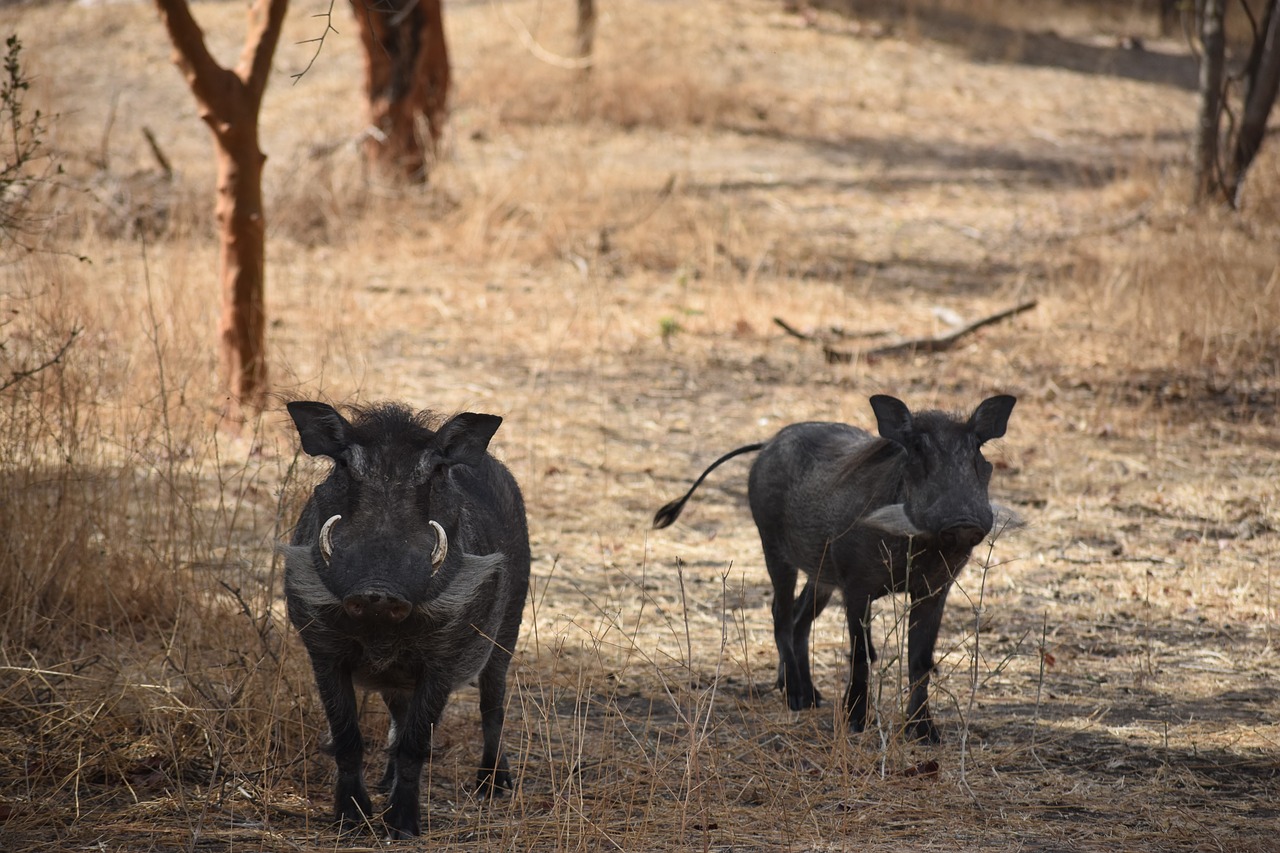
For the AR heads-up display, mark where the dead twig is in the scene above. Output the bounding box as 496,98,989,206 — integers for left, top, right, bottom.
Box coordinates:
141,127,173,180
823,300,1037,364
773,316,817,341
596,174,676,254
1041,201,1154,245
1056,554,1183,567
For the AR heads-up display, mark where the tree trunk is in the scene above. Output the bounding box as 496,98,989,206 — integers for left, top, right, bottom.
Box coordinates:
1192,0,1226,204
153,0,285,417
1229,0,1280,205
1157,0,1182,38
576,0,596,64
350,0,451,183
214,118,268,416
418,0,450,153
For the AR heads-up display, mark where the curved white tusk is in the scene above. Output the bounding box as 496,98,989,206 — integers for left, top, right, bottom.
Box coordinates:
429,520,448,573
319,514,341,564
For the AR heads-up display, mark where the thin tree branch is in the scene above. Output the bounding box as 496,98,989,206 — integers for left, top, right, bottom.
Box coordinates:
292,0,341,83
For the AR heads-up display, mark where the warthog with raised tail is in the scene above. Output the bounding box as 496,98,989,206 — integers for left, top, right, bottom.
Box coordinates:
653,394,1017,743
283,401,530,837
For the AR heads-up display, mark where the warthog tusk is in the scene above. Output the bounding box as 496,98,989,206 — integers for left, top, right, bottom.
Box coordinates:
429,520,448,573
319,514,341,564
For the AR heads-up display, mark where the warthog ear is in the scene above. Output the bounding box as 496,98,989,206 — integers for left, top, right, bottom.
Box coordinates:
869,394,914,446
436,412,503,465
287,401,352,460
969,395,1017,443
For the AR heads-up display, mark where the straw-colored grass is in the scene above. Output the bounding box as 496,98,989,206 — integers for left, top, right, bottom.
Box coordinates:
2,0,1277,850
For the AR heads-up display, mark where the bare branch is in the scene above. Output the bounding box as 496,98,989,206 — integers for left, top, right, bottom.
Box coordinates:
291,0,341,84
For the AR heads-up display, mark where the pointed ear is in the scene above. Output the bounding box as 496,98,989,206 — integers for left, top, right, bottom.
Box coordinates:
969,395,1016,443
287,401,352,459
436,412,503,465
869,395,914,445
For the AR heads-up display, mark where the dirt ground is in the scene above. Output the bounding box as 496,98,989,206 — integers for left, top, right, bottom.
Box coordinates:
2,0,1278,850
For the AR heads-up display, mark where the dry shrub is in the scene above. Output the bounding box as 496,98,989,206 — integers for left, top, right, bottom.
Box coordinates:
1108,223,1278,368
0,247,321,841
469,61,776,134
1078,158,1280,401
459,1,800,135
837,0,1178,40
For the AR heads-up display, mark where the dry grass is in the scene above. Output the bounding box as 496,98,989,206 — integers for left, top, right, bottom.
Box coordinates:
2,0,1278,850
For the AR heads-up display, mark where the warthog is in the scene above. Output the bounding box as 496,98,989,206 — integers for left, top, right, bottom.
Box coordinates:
283,401,530,837
653,394,1017,743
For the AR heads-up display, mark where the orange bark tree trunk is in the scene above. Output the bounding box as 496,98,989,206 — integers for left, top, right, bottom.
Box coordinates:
350,0,450,183
153,0,286,417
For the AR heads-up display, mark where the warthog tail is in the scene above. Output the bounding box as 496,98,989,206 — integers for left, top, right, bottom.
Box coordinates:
652,443,765,529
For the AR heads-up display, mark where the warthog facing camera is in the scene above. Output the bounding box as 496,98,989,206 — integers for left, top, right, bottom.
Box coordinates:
283,401,530,837
653,394,1017,743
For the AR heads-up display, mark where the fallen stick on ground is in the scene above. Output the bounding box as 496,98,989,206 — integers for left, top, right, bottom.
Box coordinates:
821,299,1038,364
772,317,894,343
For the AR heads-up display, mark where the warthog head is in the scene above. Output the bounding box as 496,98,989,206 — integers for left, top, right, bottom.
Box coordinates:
287,401,502,627
859,394,1018,551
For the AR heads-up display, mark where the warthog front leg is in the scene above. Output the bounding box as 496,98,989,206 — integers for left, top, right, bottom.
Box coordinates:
383,681,450,839
905,587,951,745
311,661,373,833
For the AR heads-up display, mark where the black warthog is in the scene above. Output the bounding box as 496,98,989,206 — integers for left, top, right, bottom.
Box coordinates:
653,394,1017,743
283,401,530,837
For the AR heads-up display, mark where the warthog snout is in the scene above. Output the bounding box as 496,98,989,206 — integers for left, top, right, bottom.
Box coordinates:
342,590,412,624
939,524,988,551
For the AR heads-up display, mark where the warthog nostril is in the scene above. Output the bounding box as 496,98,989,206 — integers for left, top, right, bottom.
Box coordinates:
940,525,988,550
343,592,412,624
